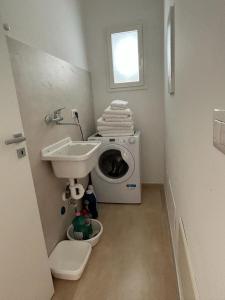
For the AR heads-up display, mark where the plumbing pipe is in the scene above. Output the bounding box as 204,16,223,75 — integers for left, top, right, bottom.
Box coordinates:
69,178,85,200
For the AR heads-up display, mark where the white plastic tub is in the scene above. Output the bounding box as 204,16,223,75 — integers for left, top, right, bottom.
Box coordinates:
67,219,103,247
49,240,92,280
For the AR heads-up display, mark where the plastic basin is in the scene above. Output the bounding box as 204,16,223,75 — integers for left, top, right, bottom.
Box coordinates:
67,219,103,247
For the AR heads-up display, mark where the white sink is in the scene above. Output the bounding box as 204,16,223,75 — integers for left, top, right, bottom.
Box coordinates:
41,137,101,178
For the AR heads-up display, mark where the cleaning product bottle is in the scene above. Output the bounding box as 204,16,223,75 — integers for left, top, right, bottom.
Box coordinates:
82,209,93,238
72,211,89,240
84,185,98,219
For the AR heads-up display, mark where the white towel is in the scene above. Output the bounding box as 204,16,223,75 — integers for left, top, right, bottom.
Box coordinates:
104,106,133,116
111,100,128,110
103,112,132,119
97,117,134,127
99,130,134,137
103,115,133,122
111,106,127,110
97,125,134,131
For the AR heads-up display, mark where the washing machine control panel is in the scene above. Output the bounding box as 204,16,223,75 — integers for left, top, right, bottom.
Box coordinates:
88,135,137,144
107,137,136,144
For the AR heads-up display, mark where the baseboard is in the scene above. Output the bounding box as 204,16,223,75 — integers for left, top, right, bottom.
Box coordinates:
178,218,200,300
164,175,199,300
165,178,177,244
163,181,181,300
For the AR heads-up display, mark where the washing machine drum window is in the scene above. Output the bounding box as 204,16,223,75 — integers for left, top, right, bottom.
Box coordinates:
96,144,135,183
99,149,129,179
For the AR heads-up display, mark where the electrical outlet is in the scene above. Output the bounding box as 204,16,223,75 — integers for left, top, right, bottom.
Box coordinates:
71,109,78,119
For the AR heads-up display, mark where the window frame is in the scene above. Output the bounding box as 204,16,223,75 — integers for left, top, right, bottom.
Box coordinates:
107,24,144,90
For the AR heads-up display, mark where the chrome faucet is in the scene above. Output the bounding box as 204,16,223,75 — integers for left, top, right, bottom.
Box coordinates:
45,107,65,124
44,107,84,140
44,107,82,131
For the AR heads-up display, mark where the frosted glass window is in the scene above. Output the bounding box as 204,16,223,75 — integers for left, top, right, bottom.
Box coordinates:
111,30,139,84
108,25,144,89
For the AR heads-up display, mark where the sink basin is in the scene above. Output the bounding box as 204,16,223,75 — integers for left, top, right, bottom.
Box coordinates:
41,137,101,178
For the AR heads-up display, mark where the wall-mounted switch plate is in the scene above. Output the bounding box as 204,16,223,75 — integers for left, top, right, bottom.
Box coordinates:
213,120,222,144
17,147,26,159
213,109,225,154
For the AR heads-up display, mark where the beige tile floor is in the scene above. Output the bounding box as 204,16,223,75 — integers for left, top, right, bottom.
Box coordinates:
52,185,179,300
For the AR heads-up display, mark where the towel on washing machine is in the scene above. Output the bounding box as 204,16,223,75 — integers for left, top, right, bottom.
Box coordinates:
98,131,134,137
104,106,133,117
98,125,134,131
97,117,134,128
110,100,128,110
103,115,133,122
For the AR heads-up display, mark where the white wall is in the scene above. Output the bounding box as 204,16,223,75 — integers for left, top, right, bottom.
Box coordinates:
0,0,95,253
82,0,165,183
8,38,95,254
0,0,88,70
164,0,225,299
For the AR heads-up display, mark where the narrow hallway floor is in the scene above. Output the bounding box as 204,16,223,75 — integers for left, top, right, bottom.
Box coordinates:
53,185,179,300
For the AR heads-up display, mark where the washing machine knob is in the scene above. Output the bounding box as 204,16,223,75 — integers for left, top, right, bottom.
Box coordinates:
128,137,136,144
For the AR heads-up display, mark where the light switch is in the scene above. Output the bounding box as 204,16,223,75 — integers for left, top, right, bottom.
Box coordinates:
213,109,225,154
221,123,225,146
213,120,221,145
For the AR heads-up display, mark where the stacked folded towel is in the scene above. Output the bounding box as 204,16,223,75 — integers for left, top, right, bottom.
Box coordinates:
97,100,135,136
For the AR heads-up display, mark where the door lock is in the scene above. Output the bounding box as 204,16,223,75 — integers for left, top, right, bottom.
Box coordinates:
17,147,26,159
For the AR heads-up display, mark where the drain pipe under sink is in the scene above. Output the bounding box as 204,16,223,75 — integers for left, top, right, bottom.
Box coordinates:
69,178,85,200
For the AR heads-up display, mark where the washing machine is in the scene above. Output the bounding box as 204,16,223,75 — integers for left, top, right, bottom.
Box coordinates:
88,131,141,204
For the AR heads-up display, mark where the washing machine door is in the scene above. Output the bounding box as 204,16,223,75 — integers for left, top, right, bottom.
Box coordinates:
96,144,135,183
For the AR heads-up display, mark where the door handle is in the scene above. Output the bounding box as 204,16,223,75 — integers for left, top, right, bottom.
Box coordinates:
5,133,26,145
